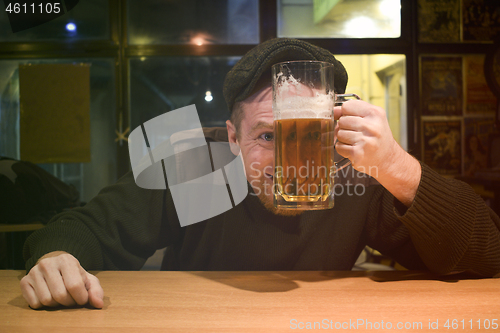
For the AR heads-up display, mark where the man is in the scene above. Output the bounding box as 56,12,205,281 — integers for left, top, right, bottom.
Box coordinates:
20,38,500,309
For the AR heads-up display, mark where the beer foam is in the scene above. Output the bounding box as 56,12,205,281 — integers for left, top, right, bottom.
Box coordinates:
274,72,334,119
278,109,332,119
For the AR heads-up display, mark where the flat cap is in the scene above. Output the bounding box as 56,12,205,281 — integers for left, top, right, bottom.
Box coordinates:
223,38,348,113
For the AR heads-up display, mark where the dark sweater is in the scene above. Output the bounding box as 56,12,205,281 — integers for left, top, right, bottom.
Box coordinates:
23,134,500,276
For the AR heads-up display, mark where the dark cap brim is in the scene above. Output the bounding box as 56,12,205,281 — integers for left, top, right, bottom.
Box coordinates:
223,38,348,113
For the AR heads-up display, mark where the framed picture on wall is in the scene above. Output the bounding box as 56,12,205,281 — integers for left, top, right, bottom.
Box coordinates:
463,0,500,42
484,38,500,128
420,56,463,116
464,55,497,115
423,119,462,175
463,118,496,176
488,133,500,170
418,0,460,43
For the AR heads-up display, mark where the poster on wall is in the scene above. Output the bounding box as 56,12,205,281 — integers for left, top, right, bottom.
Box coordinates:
423,120,462,175
19,64,91,163
464,118,498,176
421,56,463,116
463,0,500,41
484,38,500,128
464,55,497,115
418,0,460,43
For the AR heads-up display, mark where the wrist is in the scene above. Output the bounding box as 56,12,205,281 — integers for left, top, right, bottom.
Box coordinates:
36,251,69,264
375,142,421,207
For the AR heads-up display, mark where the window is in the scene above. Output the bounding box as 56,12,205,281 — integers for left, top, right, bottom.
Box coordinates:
128,0,259,45
0,0,109,42
278,0,401,39
0,59,116,201
130,56,240,130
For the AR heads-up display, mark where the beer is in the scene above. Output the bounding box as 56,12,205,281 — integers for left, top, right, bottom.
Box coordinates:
272,60,356,210
274,117,335,209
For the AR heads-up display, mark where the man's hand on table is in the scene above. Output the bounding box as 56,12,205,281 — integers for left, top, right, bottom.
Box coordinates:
20,251,104,309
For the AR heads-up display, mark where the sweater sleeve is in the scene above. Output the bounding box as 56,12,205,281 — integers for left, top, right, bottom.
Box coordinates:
23,171,180,272
395,162,500,276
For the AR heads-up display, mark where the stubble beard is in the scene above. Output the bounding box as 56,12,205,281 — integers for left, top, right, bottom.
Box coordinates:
253,177,303,217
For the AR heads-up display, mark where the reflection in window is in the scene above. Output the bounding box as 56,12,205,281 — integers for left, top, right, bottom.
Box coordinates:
0,0,109,42
130,56,239,131
278,0,401,39
128,0,259,45
0,59,116,202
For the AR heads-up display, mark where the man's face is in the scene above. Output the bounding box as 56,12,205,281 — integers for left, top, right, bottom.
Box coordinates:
226,85,301,216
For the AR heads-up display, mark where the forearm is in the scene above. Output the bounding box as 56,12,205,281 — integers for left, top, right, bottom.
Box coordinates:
24,171,171,272
373,141,421,207
398,163,500,276
23,218,104,272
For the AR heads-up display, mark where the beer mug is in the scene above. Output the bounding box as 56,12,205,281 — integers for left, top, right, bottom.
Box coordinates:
272,61,360,210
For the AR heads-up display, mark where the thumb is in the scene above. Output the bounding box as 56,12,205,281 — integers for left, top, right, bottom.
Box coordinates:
85,272,104,309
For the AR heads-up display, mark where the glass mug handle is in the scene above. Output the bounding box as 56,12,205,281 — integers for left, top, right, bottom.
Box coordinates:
335,93,361,106
333,93,361,172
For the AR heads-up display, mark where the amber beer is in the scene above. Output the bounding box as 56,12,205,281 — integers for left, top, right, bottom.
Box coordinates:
274,117,335,209
272,60,355,210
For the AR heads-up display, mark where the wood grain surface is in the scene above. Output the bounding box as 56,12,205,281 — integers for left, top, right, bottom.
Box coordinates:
0,270,498,332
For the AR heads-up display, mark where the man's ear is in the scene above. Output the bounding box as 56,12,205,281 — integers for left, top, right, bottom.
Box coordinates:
226,120,240,156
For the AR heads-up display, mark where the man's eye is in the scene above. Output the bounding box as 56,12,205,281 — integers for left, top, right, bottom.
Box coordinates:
260,133,274,141
307,131,321,141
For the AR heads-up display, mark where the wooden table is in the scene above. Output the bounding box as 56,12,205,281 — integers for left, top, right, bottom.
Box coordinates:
0,270,499,332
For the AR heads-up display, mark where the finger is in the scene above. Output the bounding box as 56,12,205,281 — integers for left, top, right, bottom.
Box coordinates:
59,263,89,306
339,99,372,117
337,115,364,132
85,273,104,309
44,268,77,307
333,106,343,120
20,275,42,309
30,268,58,307
337,128,363,146
335,141,355,161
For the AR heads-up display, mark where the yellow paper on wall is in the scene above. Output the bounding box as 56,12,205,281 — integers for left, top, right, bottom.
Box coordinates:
19,63,91,163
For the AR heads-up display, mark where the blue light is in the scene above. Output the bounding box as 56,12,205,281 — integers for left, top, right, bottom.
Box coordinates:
66,23,76,32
